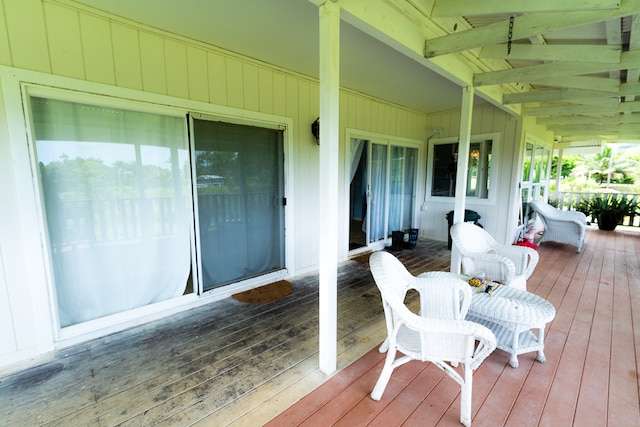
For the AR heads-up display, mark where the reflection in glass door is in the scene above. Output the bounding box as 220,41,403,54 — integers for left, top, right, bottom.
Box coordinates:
31,96,192,327
192,118,285,291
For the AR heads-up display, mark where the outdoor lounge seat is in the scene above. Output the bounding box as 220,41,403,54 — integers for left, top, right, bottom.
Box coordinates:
369,251,496,427
450,222,539,291
529,200,587,253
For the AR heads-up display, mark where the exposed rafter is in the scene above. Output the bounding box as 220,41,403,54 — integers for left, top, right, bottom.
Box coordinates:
418,1,640,143
538,115,640,125
475,50,640,87
479,44,622,63
526,76,620,92
431,0,622,17
424,2,637,58
503,89,620,105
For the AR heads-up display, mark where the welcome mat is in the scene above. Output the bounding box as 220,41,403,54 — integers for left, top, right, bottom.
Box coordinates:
351,253,371,264
231,280,293,304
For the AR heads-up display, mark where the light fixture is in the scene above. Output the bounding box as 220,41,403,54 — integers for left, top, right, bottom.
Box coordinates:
311,117,320,145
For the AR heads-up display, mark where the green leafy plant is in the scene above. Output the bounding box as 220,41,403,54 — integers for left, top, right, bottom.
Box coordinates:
579,194,639,230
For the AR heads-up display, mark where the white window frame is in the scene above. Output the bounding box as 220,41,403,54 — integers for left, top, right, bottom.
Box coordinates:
425,132,500,205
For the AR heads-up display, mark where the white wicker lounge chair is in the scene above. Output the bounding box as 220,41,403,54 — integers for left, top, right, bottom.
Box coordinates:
450,222,539,291
369,251,496,427
529,200,587,253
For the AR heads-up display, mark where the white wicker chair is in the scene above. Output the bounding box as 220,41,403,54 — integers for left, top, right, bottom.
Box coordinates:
450,222,539,291
369,251,496,427
529,200,587,253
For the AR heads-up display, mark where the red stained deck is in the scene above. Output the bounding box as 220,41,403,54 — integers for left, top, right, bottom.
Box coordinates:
267,227,640,427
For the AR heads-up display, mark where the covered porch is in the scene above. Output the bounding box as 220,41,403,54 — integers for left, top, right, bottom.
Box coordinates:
1,226,638,426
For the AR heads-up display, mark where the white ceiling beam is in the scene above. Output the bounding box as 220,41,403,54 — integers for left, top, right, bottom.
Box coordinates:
479,44,621,63
503,88,620,104
620,81,640,95
476,49,640,87
623,14,640,105
549,123,640,133
539,115,640,125
619,100,640,111
431,0,621,17
528,76,620,92
525,103,631,116
505,80,640,104
424,1,638,57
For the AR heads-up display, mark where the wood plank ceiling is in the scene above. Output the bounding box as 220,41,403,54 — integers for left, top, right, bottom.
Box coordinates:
422,0,640,146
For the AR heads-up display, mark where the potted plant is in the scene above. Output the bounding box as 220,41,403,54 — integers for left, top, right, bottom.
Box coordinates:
579,194,639,231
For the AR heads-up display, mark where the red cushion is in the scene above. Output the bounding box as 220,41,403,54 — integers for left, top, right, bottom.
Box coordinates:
515,240,538,250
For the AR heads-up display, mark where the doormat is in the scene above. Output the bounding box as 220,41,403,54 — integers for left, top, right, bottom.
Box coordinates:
351,253,371,264
232,280,293,304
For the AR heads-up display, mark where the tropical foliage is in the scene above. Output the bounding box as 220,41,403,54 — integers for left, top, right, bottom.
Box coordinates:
578,193,639,230
552,144,640,194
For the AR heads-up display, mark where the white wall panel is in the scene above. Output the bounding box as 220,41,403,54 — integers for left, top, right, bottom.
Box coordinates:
0,0,430,368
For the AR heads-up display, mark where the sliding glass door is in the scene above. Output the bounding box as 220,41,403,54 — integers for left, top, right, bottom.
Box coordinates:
191,118,286,291
29,93,288,329
349,137,418,249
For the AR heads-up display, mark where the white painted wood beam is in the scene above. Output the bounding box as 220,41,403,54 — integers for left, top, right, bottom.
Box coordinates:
539,115,640,125
623,14,640,104
503,88,620,105
528,76,620,92
432,0,621,17
620,81,640,95
550,123,640,133
507,81,640,106
476,49,640,87
480,44,622,63
450,86,474,274
425,1,639,58
318,0,340,376
525,104,623,116
619,100,640,111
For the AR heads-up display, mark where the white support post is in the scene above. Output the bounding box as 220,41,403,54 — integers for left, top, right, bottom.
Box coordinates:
555,148,563,201
318,0,340,375
451,86,474,273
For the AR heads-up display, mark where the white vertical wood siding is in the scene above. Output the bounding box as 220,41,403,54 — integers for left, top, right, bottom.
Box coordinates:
0,0,426,367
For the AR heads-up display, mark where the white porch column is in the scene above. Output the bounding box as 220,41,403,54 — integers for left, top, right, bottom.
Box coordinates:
450,86,474,273
554,148,563,200
318,0,340,375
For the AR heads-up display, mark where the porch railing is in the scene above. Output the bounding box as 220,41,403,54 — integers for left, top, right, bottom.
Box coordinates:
551,191,640,228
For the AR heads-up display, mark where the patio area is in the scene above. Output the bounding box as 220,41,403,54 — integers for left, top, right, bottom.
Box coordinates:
1,226,639,426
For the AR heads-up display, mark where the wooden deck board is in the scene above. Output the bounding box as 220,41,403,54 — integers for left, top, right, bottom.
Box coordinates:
1,230,639,426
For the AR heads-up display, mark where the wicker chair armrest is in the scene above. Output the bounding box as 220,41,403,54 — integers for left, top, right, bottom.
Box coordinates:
555,209,587,224
394,309,497,367
493,245,539,279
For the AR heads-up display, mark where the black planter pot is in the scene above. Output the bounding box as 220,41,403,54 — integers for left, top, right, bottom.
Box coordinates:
596,212,619,231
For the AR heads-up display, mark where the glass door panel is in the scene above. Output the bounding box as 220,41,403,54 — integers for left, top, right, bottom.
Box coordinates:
31,96,192,327
192,118,285,291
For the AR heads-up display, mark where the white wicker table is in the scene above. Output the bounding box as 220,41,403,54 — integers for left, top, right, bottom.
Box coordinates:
418,272,556,368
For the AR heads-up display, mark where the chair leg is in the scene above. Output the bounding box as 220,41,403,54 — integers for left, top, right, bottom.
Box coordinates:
459,364,472,427
378,338,389,353
370,348,396,401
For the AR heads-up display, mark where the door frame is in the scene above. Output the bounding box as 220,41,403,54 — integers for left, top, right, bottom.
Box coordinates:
344,128,424,256
188,112,294,299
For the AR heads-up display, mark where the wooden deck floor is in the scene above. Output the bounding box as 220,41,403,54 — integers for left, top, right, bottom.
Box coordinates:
1,227,638,426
